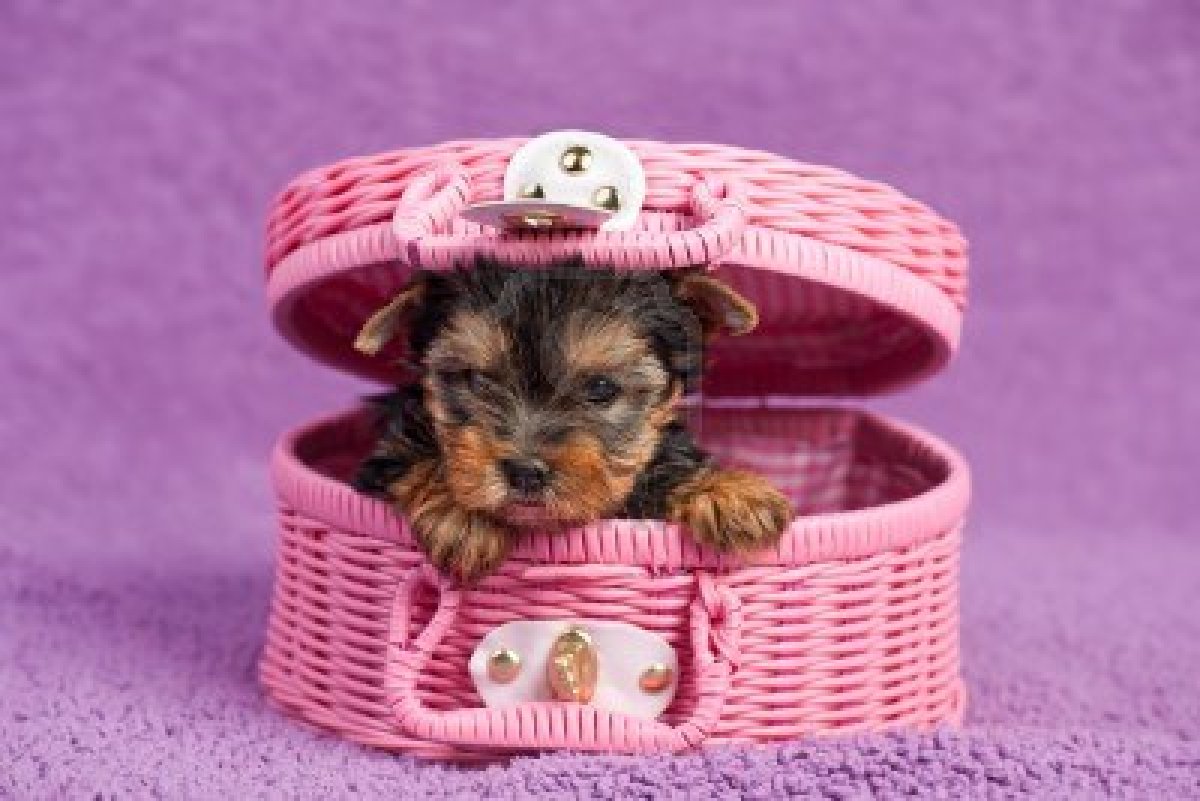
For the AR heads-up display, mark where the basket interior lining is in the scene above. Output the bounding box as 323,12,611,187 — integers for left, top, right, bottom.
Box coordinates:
689,408,947,515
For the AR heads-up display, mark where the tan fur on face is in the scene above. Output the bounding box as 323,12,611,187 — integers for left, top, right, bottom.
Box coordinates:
420,308,508,431
386,459,512,582
416,308,517,517
560,314,673,401
561,314,646,375
439,425,511,512
425,309,507,373
539,431,631,523
649,382,683,428
540,382,684,523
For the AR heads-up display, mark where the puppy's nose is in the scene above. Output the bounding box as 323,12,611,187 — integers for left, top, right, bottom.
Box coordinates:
500,458,549,495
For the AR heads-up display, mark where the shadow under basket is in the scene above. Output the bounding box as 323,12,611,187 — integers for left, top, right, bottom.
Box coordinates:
261,405,969,759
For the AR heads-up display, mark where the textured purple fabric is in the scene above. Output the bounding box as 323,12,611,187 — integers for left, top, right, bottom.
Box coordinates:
2,1,1198,798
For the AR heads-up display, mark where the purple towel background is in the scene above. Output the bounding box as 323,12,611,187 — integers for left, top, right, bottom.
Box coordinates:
2,1,1198,797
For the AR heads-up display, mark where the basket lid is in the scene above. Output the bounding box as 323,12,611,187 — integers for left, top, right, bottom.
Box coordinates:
264,134,966,397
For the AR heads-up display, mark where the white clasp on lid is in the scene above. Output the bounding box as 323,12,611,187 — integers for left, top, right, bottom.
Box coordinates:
461,130,647,232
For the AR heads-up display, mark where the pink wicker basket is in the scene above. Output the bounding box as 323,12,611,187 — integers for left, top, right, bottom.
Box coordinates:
259,136,970,758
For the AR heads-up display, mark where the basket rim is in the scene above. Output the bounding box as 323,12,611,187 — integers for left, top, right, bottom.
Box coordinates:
270,405,970,570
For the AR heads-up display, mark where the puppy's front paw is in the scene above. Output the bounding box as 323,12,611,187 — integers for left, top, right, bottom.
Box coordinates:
412,506,514,583
667,469,793,554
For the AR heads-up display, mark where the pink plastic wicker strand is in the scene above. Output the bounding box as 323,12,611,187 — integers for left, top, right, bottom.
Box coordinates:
389,166,747,271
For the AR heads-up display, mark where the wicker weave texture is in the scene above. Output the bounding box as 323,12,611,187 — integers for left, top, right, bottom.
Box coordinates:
260,407,967,757
265,139,965,306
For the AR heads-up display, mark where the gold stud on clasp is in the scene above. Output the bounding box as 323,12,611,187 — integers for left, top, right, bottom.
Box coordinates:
639,663,674,694
517,182,545,199
547,626,598,703
486,647,522,684
501,210,563,229
559,145,592,175
591,184,620,211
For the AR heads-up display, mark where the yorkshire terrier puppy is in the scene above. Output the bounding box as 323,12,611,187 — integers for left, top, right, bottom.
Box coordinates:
352,257,792,581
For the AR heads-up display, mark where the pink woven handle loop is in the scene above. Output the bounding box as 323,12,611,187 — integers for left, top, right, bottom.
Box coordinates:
391,164,747,271
384,564,740,753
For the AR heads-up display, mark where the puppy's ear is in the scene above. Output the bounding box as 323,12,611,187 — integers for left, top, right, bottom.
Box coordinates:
354,273,436,356
669,270,758,337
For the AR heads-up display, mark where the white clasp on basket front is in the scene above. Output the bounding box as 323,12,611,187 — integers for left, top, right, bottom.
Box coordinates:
461,130,647,232
468,620,678,718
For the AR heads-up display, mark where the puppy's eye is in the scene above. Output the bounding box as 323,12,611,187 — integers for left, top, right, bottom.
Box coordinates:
464,369,485,393
583,375,621,405
441,368,485,394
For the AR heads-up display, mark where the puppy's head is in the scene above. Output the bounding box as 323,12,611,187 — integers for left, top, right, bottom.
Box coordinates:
356,257,756,527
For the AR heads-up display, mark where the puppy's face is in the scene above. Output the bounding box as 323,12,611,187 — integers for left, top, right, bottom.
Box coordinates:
357,259,756,527
425,300,679,526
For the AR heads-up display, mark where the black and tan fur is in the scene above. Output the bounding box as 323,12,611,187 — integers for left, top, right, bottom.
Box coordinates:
353,257,792,581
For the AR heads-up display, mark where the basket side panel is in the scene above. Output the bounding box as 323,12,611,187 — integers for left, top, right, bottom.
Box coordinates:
710,523,963,742
260,510,964,754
